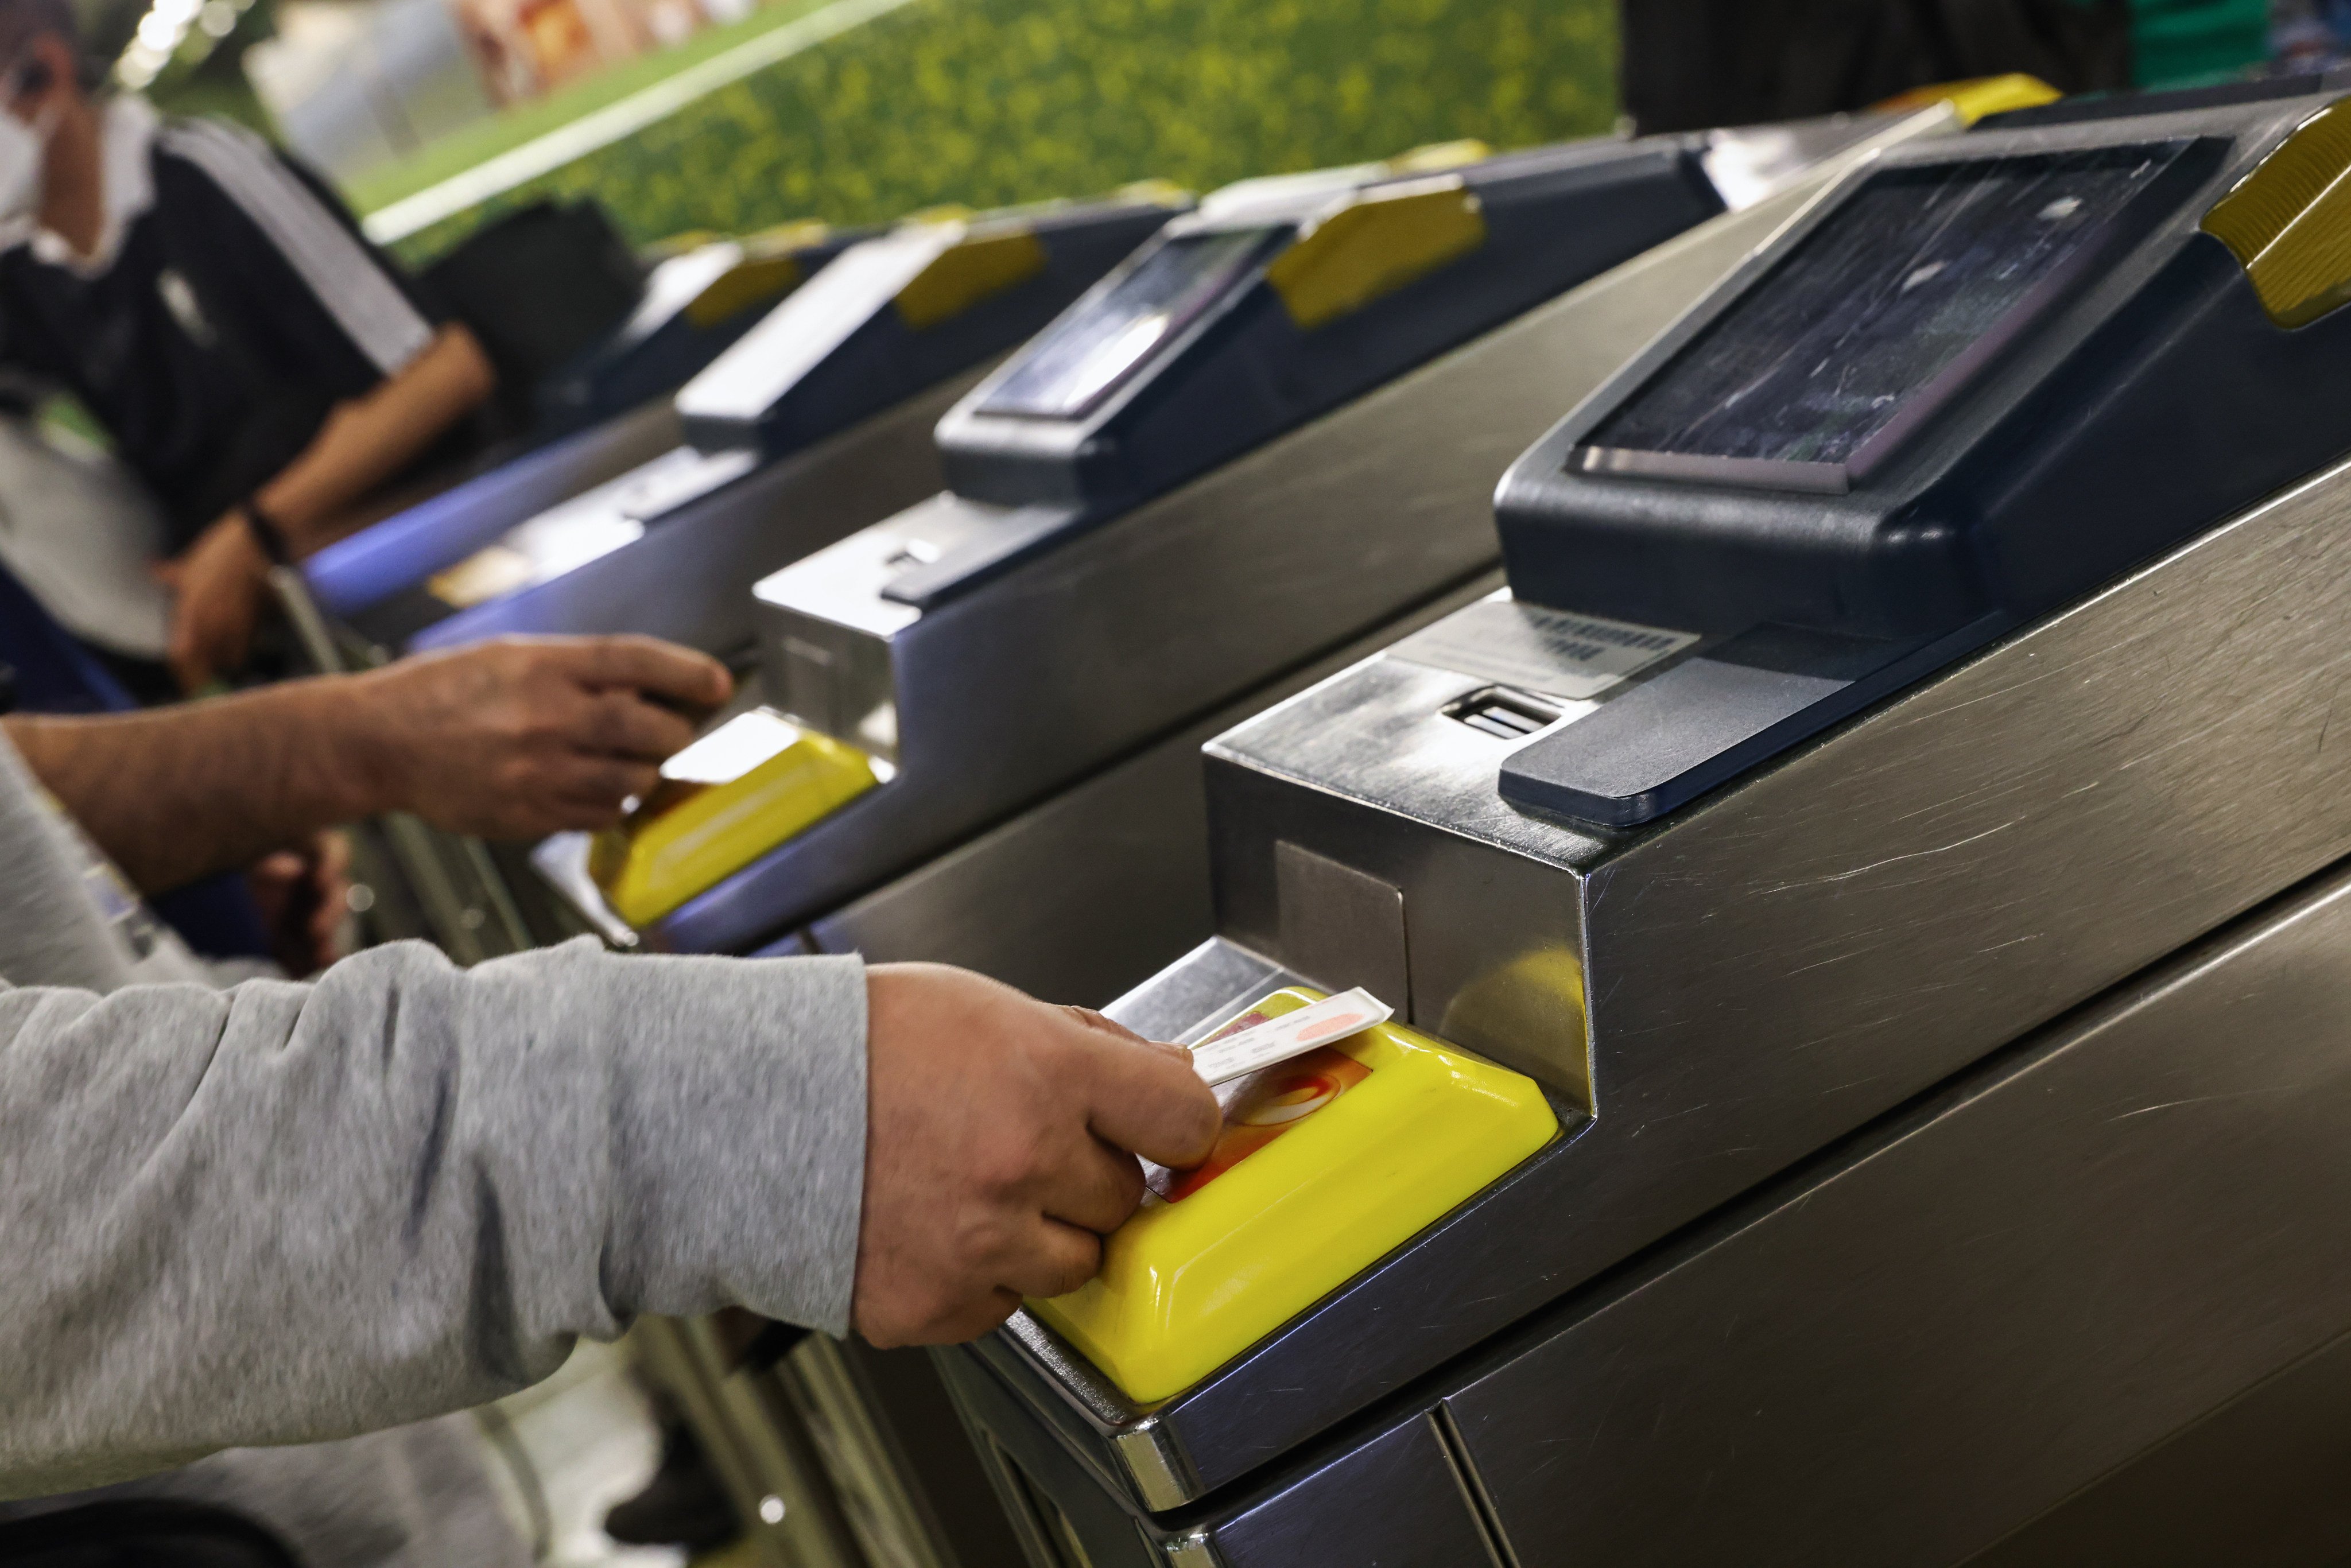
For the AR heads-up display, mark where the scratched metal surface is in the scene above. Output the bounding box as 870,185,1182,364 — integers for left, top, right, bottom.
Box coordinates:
1455,857,2351,1567
990,855,2351,1564
1014,451,2351,1509
678,112,1954,953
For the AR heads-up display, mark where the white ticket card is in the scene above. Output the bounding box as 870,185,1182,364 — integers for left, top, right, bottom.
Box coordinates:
1190,988,1394,1086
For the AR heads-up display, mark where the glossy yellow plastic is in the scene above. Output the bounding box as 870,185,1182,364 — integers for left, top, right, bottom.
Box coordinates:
1266,178,1488,331
894,227,1050,328
1030,988,1558,1403
589,710,879,926
2203,95,2351,328
1869,72,2059,125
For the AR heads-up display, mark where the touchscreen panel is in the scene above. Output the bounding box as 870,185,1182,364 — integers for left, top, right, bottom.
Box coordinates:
977,225,1283,419
1583,144,2187,473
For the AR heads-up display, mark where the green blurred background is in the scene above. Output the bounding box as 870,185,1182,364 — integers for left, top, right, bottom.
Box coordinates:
116,0,2288,267
374,0,1618,258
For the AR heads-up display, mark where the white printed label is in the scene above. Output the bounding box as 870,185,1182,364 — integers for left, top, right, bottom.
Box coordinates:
1189,988,1394,1086
1390,596,1697,702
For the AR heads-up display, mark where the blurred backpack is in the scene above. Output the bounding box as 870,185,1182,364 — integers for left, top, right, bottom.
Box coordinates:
1620,0,2135,131
420,199,647,433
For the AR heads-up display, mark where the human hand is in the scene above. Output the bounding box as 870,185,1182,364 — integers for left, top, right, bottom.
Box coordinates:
157,515,273,692
245,830,351,977
347,635,731,840
852,963,1223,1346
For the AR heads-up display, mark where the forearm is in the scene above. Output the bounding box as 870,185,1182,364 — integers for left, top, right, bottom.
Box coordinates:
263,324,496,551
0,940,867,1498
2,678,391,892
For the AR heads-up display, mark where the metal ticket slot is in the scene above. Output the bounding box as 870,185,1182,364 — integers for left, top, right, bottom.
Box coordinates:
932,86,2351,1568
297,190,1186,661
559,112,1965,986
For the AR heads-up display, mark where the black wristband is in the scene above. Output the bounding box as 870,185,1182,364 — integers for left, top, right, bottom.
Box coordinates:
242,495,294,566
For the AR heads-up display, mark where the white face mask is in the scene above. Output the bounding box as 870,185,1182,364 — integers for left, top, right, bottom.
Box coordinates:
0,62,60,228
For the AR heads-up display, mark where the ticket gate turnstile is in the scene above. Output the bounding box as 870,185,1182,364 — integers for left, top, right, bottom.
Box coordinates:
935,85,2351,1566
278,196,1189,964
291,223,865,661
300,191,1187,665
553,106,1977,972
534,98,1997,1568
538,223,868,434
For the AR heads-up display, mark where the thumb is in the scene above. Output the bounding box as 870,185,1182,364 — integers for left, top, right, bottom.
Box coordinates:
1077,1024,1223,1169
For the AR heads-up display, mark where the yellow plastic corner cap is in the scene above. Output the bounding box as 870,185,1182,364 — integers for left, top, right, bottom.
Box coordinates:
1869,72,2059,125
684,219,833,326
894,226,1050,329
589,709,879,927
744,218,833,255
1383,138,1492,174
686,251,805,328
1029,988,1558,1404
2203,95,2351,328
1264,176,1488,331
645,227,723,259
1113,177,1194,208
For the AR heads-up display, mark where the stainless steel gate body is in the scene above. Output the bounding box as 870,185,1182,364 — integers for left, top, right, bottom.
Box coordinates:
941,445,2351,1565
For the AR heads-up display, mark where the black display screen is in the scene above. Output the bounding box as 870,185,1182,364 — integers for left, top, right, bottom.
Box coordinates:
978,226,1284,419
1583,143,2187,476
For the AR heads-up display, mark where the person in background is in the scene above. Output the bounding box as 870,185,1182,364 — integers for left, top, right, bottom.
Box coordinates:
0,0,496,694
0,631,651,1567
6,632,735,975
0,631,726,1566
0,378,180,687
0,627,1223,1563
1617,0,2134,131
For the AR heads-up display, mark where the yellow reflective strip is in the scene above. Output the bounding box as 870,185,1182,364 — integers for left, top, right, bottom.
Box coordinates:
592,727,879,926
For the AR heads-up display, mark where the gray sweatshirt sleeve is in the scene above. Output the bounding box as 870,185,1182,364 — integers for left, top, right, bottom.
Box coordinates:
0,936,867,1500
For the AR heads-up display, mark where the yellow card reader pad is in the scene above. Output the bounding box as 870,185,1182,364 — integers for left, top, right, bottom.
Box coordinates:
590,709,879,927
1030,988,1558,1404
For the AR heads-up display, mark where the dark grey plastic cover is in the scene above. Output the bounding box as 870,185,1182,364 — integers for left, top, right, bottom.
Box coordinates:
1580,143,2187,485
